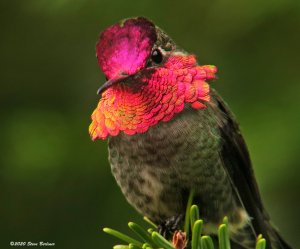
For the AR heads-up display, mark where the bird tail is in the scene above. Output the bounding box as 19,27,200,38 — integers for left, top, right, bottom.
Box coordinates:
273,229,292,249
266,222,293,249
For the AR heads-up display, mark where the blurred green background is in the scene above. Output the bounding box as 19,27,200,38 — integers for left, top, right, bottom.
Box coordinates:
0,0,299,248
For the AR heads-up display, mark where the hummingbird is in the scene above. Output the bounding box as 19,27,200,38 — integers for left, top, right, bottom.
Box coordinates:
89,17,292,249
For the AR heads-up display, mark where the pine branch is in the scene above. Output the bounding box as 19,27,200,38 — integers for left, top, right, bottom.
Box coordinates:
103,201,266,249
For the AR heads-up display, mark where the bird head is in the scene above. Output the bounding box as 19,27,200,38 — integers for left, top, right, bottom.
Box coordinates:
89,17,217,140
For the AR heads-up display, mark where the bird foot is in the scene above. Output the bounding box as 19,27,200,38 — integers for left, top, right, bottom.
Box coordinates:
158,214,184,238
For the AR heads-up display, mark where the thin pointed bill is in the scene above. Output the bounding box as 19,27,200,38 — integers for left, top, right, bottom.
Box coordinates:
97,75,129,95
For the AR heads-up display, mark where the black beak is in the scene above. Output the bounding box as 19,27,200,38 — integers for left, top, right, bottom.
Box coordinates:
97,75,130,95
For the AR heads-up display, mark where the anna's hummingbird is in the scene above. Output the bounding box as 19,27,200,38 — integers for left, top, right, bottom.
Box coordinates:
89,17,291,249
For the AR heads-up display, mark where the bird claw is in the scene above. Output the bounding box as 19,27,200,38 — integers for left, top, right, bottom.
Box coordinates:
158,214,184,238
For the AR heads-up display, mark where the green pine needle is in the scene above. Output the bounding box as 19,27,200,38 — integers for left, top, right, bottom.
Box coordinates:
143,217,158,229
113,245,130,249
256,238,266,249
151,232,175,249
128,222,157,248
184,189,195,238
218,224,230,249
201,236,214,249
192,219,203,249
142,243,153,249
129,244,140,249
103,227,143,247
190,205,200,231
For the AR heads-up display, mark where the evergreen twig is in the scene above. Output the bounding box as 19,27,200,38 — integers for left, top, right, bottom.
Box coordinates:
103,200,266,249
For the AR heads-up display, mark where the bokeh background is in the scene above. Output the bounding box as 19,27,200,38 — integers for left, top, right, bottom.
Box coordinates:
0,0,299,248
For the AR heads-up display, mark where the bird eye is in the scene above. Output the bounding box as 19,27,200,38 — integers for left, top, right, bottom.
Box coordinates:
151,49,163,64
